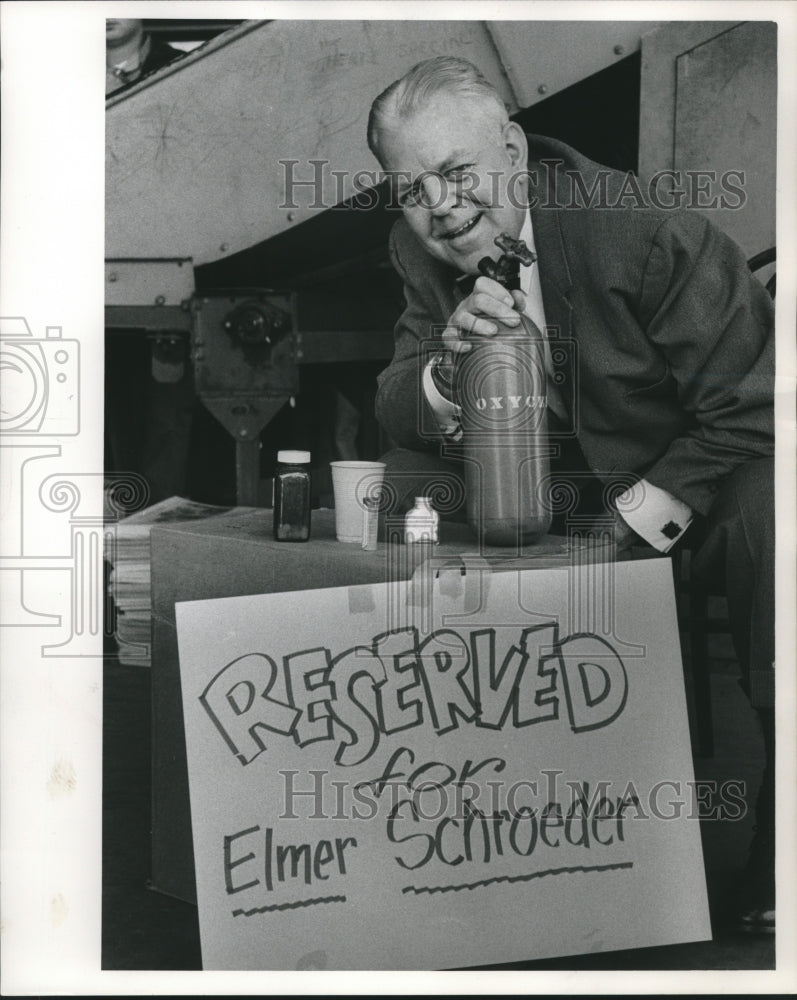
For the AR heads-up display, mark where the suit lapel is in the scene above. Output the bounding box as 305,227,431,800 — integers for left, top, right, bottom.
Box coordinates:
531,183,576,418
530,163,573,336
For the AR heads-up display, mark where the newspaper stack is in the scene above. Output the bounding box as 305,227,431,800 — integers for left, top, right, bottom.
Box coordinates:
105,496,236,666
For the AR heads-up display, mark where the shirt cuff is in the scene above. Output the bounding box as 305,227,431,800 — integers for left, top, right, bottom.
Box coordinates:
422,358,462,441
614,479,693,553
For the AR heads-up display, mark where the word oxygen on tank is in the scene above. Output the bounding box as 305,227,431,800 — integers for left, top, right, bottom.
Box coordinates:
473,394,545,411
199,622,630,769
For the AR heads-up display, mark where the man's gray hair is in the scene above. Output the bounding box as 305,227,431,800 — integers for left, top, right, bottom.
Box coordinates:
367,56,510,164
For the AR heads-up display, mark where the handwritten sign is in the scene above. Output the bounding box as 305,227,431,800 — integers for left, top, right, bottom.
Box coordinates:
176,558,710,970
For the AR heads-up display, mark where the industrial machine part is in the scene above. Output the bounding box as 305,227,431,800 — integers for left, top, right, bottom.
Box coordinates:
106,20,677,265
191,292,298,506
104,257,300,505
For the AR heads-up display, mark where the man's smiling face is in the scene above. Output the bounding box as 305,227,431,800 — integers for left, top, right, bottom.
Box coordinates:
379,91,529,275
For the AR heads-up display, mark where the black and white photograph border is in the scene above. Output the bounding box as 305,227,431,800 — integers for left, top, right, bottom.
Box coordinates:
1,0,796,994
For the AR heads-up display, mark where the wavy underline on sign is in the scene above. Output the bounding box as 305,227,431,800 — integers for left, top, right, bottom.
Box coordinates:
402,861,634,896
232,895,347,916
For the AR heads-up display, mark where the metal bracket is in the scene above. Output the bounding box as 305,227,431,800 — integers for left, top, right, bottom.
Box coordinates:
191,291,299,504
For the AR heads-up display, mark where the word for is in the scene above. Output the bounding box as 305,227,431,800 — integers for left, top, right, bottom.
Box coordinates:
200,623,628,768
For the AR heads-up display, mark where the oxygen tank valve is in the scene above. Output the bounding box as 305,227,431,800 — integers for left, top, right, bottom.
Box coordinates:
477,233,537,287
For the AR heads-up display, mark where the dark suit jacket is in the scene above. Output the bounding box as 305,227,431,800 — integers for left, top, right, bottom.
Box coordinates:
375,135,774,517
142,38,184,77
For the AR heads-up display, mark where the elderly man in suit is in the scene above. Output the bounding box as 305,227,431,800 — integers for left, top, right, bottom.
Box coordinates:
367,56,775,933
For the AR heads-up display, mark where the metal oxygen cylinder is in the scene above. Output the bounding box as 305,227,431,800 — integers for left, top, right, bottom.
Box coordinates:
455,233,552,546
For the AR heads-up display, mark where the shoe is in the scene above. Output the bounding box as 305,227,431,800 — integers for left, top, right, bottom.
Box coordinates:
738,900,775,935
736,823,775,935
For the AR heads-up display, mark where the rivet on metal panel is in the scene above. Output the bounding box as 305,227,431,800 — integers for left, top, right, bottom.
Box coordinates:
287,212,296,222
613,45,625,56
108,272,118,283
537,84,548,96
239,428,249,438
155,295,166,306
220,243,229,253
194,349,205,361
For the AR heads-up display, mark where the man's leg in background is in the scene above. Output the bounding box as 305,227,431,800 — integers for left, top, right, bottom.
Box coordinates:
691,457,775,933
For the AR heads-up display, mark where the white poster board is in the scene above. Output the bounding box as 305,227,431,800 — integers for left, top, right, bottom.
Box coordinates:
176,557,711,970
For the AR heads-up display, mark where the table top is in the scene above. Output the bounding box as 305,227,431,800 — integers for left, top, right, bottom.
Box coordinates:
149,507,633,618
152,506,596,563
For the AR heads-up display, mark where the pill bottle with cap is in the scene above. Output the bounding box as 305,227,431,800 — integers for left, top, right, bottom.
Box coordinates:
405,496,439,544
273,450,311,541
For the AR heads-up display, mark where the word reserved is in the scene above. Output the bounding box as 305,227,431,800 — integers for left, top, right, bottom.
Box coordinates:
200,623,628,768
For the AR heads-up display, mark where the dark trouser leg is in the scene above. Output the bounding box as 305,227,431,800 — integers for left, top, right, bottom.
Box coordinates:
690,457,775,923
140,373,195,503
691,457,775,708
105,334,195,505
740,703,776,927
